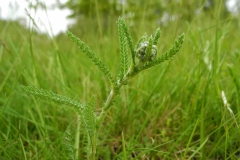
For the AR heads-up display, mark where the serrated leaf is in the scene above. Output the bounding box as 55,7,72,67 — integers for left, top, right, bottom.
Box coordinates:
153,28,161,45
83,99,96,141
22,85,84,110
145,36,153,63
142,33,185,70
136,33,147,50
67,31,115,85
118,18,135,65
117,18,129,82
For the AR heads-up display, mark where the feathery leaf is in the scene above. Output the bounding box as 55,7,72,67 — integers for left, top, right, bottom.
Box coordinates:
117,18,129,82
83,99,96,140
153,28,161,45
136,33,147,49
145,36,153,63
82,98,97,158
63,126,75,160
22,85,84,109
141,33,185,71
118,18,135,65
67,31,115,85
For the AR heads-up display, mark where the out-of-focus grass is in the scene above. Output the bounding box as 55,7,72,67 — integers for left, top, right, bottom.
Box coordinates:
1,3,240,159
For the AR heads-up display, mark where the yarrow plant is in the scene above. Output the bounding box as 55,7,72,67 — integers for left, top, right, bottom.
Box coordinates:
22,17,184,159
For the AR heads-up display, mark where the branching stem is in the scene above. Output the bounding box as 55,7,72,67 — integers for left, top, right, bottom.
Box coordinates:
23,18,184,160
97,64,136,130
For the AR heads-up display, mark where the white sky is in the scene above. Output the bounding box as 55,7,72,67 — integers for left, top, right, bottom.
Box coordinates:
0,0,238,36
0,0,75,36
226,0,239,14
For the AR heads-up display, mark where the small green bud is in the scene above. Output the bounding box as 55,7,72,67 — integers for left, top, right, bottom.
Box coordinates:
136,41,157,62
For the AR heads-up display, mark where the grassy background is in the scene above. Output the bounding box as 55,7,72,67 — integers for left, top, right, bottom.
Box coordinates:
1,2,240,159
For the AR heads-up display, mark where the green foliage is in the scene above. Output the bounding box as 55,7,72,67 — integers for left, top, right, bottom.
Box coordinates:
2,4,240,159
63,126,75,160
153,28,161,45
60,0,231,20
145,36,154,63
21,17,184,159
117,18,129,82
135,33,147,50
21,85,84,109
118,18,135,65
67,31,115,87
83,99,97,158
140,33,185,71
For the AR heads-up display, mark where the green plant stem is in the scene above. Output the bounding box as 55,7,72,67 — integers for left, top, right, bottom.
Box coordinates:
75,115,80,159
98,63,139,125
90,83,119,159
93,61,150,159
97,88,117,128
91,65,136,159
90,134,97,160
91,66,132,152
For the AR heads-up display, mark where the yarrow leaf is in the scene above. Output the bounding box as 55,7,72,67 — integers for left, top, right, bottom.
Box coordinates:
21,85,84,109
136,33,147,50
142,33,185,70
118,18,135,65
145,36,153,63
83,98,97,157
117,18,129,82
67,31,115,86
83,99,96,139
153,28,161,45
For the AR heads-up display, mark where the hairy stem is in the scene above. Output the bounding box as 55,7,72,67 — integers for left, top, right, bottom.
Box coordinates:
97,88,117,128
97,64,136,129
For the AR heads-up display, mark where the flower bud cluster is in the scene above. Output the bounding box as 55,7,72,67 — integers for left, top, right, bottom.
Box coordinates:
136,41,157,62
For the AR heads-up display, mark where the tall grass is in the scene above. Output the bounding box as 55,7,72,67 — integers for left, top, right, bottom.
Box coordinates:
1,2,240,159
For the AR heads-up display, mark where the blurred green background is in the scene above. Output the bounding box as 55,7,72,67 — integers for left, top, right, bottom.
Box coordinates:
1,0,240,159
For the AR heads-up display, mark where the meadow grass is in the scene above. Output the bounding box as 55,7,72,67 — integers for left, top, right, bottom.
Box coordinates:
1,4,240,159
